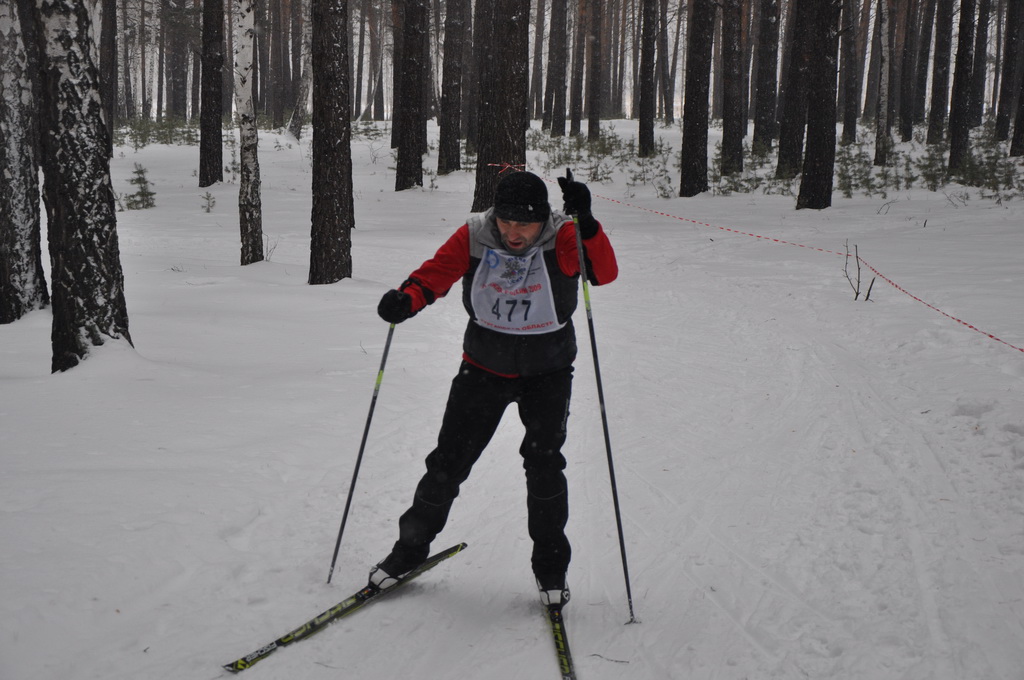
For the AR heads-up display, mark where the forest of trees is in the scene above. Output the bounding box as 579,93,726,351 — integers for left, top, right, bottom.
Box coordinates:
3,0,1024,370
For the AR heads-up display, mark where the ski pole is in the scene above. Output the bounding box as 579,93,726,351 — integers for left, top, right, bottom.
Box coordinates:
572,206,639,625
327,322,396,584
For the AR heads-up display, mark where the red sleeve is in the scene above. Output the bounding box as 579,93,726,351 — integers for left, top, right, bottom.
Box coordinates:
555,219,618,285
400,224,472,313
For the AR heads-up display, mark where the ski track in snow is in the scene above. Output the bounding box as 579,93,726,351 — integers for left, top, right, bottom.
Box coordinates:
2,124,1023,680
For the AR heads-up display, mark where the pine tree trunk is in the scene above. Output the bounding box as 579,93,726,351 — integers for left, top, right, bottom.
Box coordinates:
638,0,657,156
437,0,466,174
1011,68,1024,155
200,0,225,187
776,0,813,179
569,0,586,136
0,0,49,324
913,0,936,123
287,0,313,137
100,0,117,155
752,0,779,154
530,0,546,119
995,0,1022,139
969,0,991,127
395,0,428,191
897,0,919,142
948,0,977,171
471,0,529,212
679,0,715,197
309,0,354,283
721,0,744,175
545,0,568,136
587,0,603,140
840,0,859,144
233,0,265,266
926,0,954,144
797,0,842,210
33,0,132,372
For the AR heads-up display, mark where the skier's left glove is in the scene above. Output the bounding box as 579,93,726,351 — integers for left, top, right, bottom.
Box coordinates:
557,169,599,239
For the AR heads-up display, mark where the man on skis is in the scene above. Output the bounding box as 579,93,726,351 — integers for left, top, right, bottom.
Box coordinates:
370,170,618,607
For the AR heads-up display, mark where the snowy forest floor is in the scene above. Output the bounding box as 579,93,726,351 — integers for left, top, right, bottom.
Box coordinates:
2,121,1024,680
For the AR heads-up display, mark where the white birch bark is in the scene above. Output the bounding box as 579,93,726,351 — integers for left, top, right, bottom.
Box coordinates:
34,0,132,371
233,0,264,265
0,0,49,322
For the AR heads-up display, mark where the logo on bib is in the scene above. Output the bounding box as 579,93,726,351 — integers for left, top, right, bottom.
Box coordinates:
499,256,529,287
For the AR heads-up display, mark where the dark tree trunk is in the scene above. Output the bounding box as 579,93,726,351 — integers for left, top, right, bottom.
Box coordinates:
638,0,657,156
752,0,779,154
797,0,842,210
587,0,603,140
721,0,744,175
948,0,977,171
100,0,116,155
33,0,132,371
926,0,955,144
309,0,354,284
1,0,49,324
1011,63,1024,155
437,0,467,174
968,0,991,127
897,0,919,142
270,0,286,128
840,0,859,144
199,0,224,187
912,0,936,123
545,0,568,136
776,0,813,179
995,0,1022,139
569,0,587,136
395,0,428,190
530,0,546,119
121,0,135,118
679,0,715,197
165,0,189,119
471,0,530,212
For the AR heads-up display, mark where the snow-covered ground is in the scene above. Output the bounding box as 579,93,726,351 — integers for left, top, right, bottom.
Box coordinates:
2,121,1023,680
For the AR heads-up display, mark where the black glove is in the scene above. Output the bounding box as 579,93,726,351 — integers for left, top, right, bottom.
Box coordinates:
557,169,599,239
377,289,414,324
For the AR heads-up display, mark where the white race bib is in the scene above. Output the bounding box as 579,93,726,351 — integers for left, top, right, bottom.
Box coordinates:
470,247,565,335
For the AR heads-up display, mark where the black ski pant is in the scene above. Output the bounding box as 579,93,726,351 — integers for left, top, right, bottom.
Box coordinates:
391,361,573,578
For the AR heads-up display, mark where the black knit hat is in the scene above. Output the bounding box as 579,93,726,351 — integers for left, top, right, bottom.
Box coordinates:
493,172,551,223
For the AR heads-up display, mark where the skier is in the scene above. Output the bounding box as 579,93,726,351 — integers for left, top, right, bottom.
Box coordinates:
369,170,618,607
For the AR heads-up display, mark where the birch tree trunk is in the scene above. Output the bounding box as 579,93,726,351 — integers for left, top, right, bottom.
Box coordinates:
0,0,49,324
233,0,264,265
873,0,892,166
33,0,132,371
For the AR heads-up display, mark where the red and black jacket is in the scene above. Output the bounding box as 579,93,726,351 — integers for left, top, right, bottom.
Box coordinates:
397,208,618,377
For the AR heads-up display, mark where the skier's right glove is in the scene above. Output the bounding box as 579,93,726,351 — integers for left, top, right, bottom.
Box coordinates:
377,289,415,324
